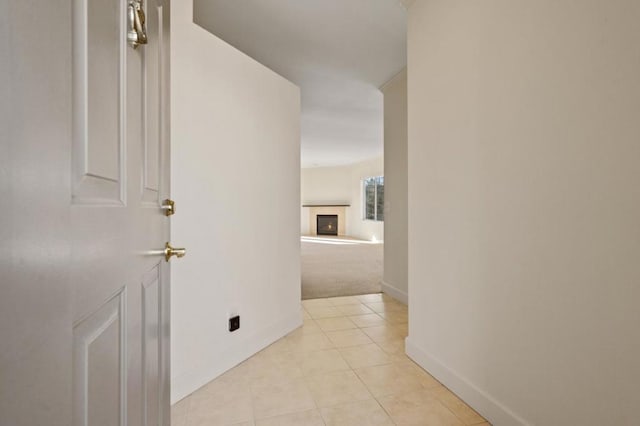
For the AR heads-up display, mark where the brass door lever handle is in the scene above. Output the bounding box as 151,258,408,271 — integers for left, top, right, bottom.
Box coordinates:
164,242,186,262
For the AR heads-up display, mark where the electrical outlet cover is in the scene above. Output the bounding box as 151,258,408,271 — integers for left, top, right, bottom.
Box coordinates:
229,315,240,332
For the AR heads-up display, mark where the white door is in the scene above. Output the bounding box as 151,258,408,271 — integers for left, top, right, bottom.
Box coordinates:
0,0,174,425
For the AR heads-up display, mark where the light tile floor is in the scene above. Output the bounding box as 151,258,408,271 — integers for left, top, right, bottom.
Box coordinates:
172,293,490,426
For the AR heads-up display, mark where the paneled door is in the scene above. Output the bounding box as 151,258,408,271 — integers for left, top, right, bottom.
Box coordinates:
70,0,172,425
0,0,173,425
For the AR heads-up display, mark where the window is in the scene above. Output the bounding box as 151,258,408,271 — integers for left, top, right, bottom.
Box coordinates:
363,176,384,221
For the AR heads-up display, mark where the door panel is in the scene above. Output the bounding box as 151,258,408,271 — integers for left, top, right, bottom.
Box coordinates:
72,0,126,205
142,0,164,204
2,0,171,425
73,289,127,426
142,265,161,426
87,0,122,182
71,0,171,425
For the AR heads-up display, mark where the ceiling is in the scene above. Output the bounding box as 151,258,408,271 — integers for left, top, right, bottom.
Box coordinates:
193,0,408,168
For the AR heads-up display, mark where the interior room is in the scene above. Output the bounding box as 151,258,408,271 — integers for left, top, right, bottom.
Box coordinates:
300,158,386,299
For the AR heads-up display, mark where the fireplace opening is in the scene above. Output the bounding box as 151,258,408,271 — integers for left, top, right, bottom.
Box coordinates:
317,215,338,236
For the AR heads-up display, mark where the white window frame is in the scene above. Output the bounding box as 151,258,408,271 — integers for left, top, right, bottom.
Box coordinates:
362,175,384,222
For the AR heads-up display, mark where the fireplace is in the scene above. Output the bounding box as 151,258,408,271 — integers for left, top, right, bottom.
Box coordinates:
317,215,338,236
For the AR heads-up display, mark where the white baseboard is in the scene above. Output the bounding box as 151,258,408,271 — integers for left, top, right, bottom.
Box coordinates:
171,310,302,404
381,281,408,305
405,338,529,426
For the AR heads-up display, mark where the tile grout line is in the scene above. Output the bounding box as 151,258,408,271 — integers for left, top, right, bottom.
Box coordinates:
305,298,413,425
303,301,399,424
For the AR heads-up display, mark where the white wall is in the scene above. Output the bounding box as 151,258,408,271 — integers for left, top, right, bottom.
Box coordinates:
407,1,640,425
381,70,408,303
301,157,384,241
171,1,301,404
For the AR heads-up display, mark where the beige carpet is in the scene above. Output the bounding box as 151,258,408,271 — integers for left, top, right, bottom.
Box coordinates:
301,236,383,299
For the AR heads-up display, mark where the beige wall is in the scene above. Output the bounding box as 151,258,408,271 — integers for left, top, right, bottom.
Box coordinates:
301,165,351,235
381,69,408,303
407,1,640,425
171,0,301,404
301,165,352,205
301,156,384,241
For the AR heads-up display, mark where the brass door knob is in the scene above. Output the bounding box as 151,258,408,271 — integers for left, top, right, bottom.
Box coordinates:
164,242,186,262
162,199,176,216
